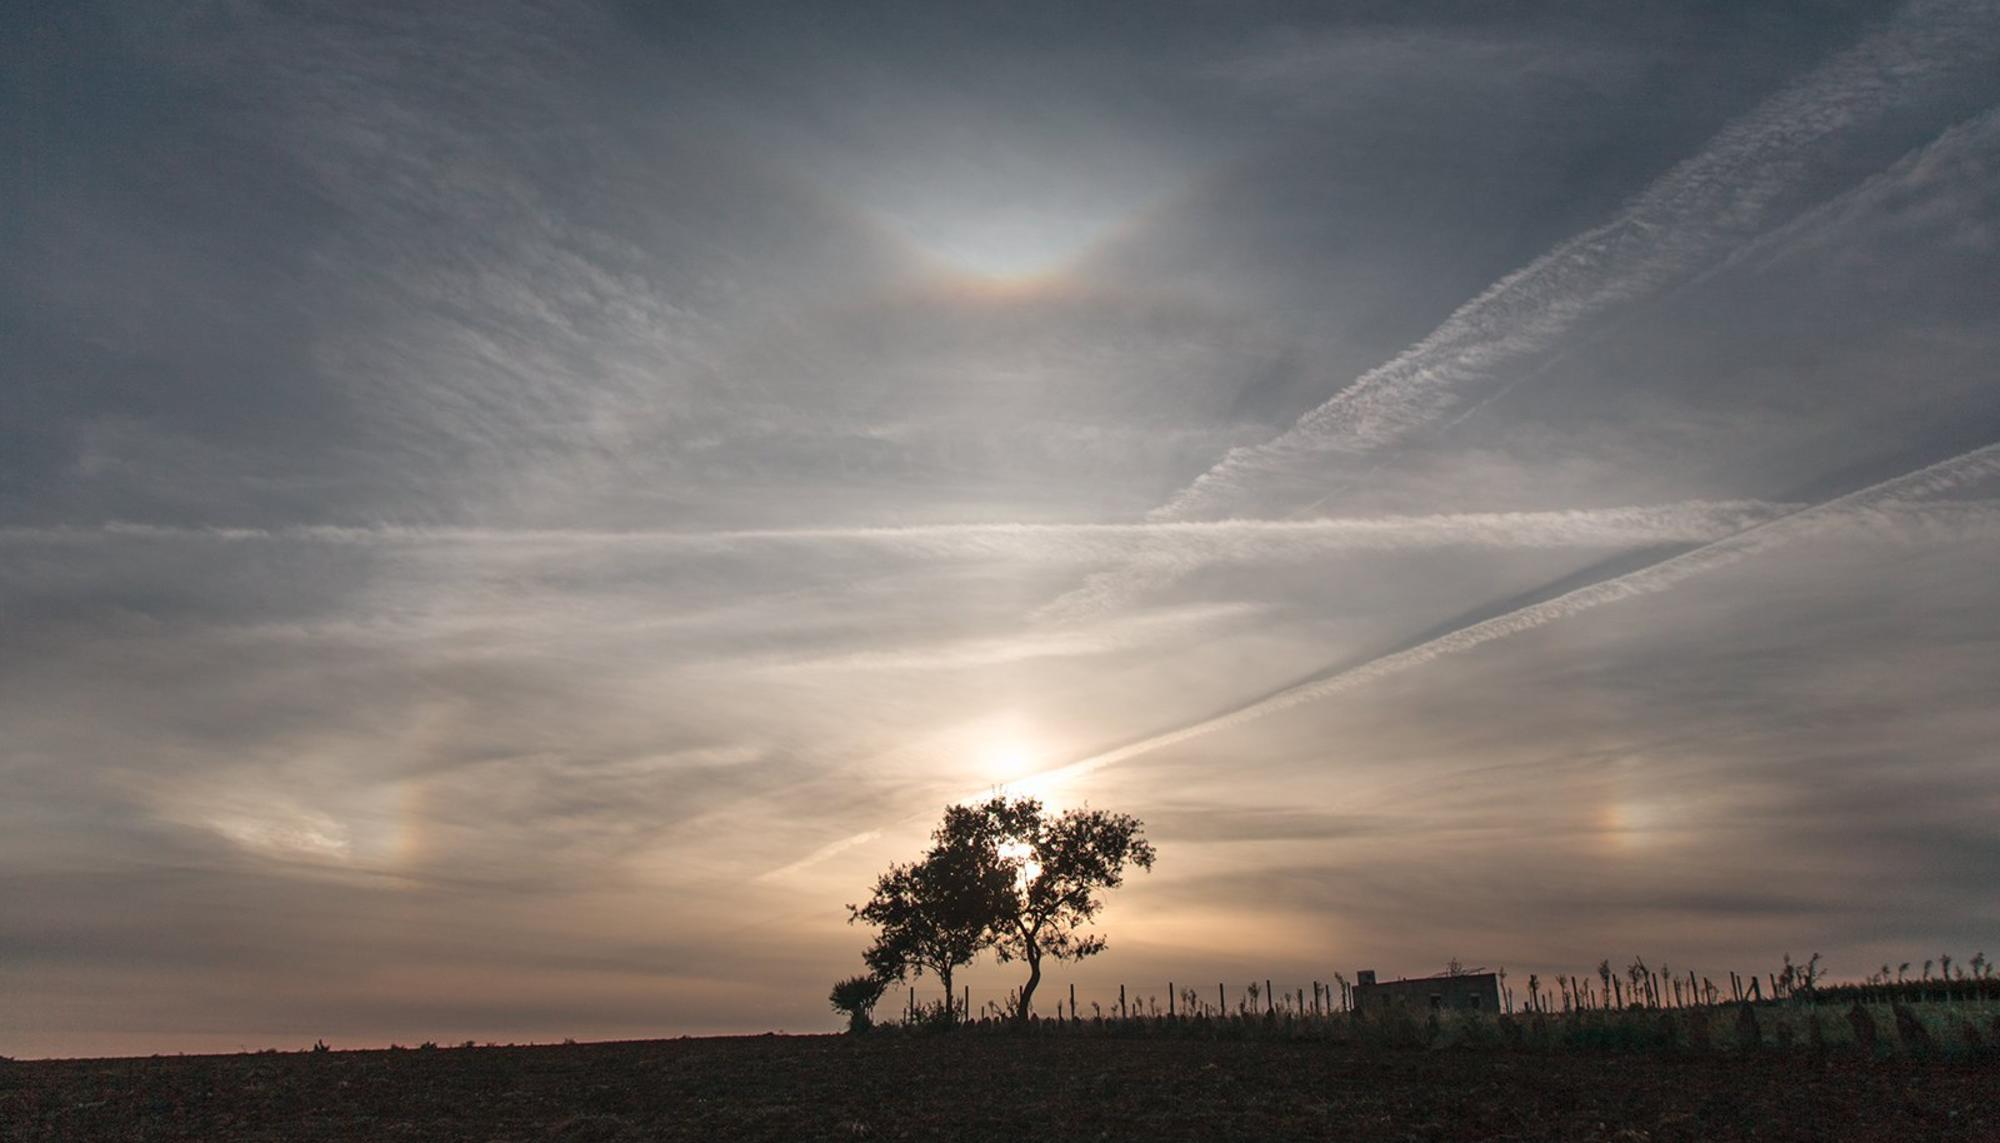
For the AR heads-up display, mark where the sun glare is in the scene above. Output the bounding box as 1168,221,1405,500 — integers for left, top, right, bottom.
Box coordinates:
979,741,1036,784
997,839,1041,885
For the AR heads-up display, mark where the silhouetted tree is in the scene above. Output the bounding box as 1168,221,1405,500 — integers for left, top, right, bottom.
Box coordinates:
941,796,1156,1025
828,973,887,1033
847,816,1013,1023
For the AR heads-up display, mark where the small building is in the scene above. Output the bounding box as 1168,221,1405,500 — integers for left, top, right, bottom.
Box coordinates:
1351,968,1500,1013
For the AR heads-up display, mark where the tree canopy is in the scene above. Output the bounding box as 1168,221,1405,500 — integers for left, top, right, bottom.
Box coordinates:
942,796,1155,1023
846,816,1014,1022
842,795,1155,1027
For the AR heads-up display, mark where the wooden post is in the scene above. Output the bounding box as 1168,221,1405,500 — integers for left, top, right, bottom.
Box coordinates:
1297,987,1305,1014
1218,982,1225,1015
908,986,915,1022
1168,981,1175,1017
964,984,969,1021
1069,982,1076,1022
1119,984,1127,1020
1266,979,1274,1015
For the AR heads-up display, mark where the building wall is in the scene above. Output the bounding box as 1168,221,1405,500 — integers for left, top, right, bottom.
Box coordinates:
1353,973,1500,1013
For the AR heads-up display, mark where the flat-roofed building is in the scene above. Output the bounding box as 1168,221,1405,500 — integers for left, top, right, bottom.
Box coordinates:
1351,969,1500,1013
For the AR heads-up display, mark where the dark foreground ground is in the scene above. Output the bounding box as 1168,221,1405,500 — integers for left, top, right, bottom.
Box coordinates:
6,1034,2000,1142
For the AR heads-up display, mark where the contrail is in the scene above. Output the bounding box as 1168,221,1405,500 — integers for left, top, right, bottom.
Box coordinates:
768,442,2000,878
21,499,1994,565
1155,0,2000,523
0,501,1791,562
1027,441,2000,789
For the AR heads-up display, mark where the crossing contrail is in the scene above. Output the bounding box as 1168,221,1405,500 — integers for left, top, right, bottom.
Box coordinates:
765,441,2000,880
1154,0,2000,524
1018,440,2000,791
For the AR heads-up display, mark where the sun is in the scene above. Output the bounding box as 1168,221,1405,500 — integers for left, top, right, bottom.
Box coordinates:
978,741,1037,785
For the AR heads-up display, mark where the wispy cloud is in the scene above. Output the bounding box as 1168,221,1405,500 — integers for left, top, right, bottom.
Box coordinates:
1156,0,2000,522
11,0,2000,1056
1030,441,2000,789
757,483,1997,885
770,446,2000,878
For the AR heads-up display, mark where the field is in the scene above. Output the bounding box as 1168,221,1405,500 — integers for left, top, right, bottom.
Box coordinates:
7,1031,2000,1142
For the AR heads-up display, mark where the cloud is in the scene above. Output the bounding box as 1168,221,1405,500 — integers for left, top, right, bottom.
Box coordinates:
1155,0,2000,522
7,0,1999,1056
1028,440,2000,790
0,498,1793,558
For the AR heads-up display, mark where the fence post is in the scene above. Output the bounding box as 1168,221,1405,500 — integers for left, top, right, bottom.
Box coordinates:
1266,979,1274,1015
1119,984,1127,1020
1169,981,1175,1017
964,984,970,1021
1070,982,1076,1022
908,986,915,1022
1218,982,1225,1015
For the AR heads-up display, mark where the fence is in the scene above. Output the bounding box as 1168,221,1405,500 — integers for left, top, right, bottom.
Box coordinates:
881,962,2000,1059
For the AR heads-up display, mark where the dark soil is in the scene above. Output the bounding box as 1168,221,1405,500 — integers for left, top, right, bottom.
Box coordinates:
5,1034,1999,1141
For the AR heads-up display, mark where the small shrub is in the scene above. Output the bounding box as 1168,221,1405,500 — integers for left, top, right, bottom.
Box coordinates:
901,998,960,1033
1772,1017,1796,1051
1734,1003,1761,1051
1955,1018,1982,1054
1846,1005,1877,1057
1684,1008,1712,1054
1451,1011,1498,1050
829,974,888,1035
1654,1010,1682,1054
312,1039,331,1054
1892,1003,1935,1058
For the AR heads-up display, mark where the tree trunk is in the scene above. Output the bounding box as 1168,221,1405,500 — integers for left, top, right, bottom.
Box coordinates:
1014,949,1043,1025
939,966,955,1023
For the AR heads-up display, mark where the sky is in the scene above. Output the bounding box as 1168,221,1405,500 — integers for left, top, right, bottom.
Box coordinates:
4,0,2000,1058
